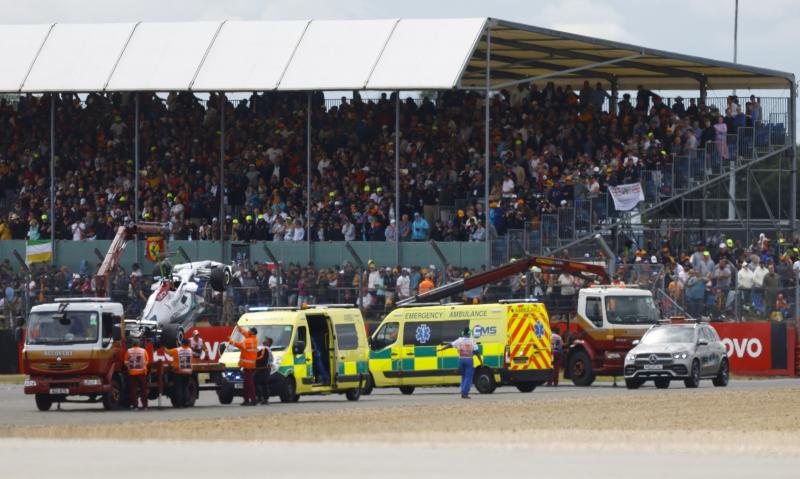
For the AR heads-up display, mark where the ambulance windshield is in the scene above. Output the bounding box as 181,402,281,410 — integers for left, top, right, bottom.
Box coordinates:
604,295,659,325
228,325,293,351
26,311,100,345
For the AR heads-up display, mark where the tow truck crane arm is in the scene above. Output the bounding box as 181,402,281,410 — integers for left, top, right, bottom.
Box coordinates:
397,255,609,306
95,222,168,297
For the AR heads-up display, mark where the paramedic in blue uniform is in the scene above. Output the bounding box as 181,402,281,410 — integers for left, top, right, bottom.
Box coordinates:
440,328,482,399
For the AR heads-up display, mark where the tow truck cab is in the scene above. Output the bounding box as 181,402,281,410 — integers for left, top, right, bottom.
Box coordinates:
553,287,659,386
22,298,126,411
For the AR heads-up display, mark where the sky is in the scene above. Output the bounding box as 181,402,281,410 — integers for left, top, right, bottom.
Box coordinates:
1,0,797,99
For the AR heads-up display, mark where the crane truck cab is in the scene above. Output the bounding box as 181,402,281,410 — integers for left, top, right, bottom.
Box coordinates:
553,286,659,386
22,298,127,411
217,305,368,403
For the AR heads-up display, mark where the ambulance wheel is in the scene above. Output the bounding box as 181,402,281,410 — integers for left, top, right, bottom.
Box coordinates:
399,386,415,395
184,378,198,407
568,350,595,387
280,376,299,403
35,394,53,411
345,388,361,401
473,368,496,394
713,358,729,387
625,378,644,390
654,379,670,389
103,377,123,410
361,374,374,396
515,382,537,393
161,325,184,348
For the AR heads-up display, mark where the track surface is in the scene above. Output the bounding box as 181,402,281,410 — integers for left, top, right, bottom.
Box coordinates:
0,378,796,426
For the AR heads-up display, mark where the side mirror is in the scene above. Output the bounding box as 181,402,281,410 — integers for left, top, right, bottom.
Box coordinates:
219,343,226,354
112,324,122,342
631,339,640,346
698,339,709,346
292,340,306,355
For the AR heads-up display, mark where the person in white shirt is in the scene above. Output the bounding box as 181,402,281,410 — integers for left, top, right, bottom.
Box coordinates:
752,261,768,313
71,221,86,241
396,269,410,300
292,221,305,242
439,328,482,399
341,219,355,242
737,261,754,305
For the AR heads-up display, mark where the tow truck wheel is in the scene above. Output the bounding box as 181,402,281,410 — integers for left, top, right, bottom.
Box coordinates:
361,373,375,396
473,368,496,394
654,378,670,389
515,382,537,393
35,394,53,411
280,376,299,403
345,388,361,401
103,377,123,410
399,386,415,395
568,350,595,387
184,378,198,407
625,378,644,390
712,358,729,387
684,360,701,389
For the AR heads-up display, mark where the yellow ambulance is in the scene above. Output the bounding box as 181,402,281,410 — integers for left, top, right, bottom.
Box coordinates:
366,301,553,394
217,305,368,403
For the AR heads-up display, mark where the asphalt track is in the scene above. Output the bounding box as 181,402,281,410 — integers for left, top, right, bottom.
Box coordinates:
0,377,797,426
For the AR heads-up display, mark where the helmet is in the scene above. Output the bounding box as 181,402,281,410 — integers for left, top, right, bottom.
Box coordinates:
232,219,239,225
364,185,371,192
246,215,253,222
249,327,258,336
40,214,48,221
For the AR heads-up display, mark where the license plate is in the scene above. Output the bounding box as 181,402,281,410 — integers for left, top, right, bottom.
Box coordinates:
234,383,243,389
643,364,663,370
49,388,69,394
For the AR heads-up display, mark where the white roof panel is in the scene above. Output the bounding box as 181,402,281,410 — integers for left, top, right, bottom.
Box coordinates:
106,21,221,91
278,19,398,91
367,18,486,90
0,24,52,92
22,23,136,92
192,20,309,91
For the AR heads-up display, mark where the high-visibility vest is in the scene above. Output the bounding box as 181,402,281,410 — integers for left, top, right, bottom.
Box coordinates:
232,334,259,369
125,346,149,376
169,346,194,374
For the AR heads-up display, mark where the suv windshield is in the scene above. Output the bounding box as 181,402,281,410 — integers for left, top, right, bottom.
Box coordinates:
605,295,659,325
641,326,696,345
228,325,293,352
26,311,100,345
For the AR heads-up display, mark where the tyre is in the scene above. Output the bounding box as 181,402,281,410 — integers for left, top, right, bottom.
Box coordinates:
515,382,537,393
399,386,415,395
35,394,53,411
345,388,361,401
568,350,595,386
103,376,123,410
209,266,231,292
712,358,730,387
184,378,198,407
473,368,496,394
625,378,644,389
684,360,701,388
654,378,670,389
280,376,299,403
217,385,234,405
161,324,185,349
361,373,374,396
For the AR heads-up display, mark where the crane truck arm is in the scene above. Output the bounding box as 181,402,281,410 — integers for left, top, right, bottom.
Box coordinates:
397,255,609,306
95,222,169,297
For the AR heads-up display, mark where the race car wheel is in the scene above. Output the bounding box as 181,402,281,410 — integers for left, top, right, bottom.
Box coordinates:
625,378,644,390
515,382,537,393
209,266,231,292
712,358,729,387
654,378,670,389
35,394,53,411
568,350,595,386
361,373,374,396
161,324,184,348
684,360,701,388
399,386,415,395
345,388,361,401
473,368,496,394
103,376,123,410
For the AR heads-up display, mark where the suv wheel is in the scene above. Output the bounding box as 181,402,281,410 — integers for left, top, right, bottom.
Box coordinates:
684,360,701,388
625,378,644,390
712,358,729,387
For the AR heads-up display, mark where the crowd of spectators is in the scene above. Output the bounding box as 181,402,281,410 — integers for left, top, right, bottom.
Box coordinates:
0,83,767,245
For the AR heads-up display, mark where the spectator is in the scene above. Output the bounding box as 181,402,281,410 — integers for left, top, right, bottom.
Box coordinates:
411,213,429,241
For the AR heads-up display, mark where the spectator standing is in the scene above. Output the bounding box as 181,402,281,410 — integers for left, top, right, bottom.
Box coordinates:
411,213,429,241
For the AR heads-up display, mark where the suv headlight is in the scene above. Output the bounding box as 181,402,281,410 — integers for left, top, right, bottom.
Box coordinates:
673,352,689,359
625,354,635,362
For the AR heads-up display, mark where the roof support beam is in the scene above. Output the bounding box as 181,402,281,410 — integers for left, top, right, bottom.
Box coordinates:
489,53,641,91
471,51,616,82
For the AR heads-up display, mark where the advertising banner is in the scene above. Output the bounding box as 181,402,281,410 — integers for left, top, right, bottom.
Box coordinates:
608,183,644,211
711,322,794,375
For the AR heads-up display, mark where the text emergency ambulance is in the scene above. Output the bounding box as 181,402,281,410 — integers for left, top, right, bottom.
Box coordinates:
367,301,553,394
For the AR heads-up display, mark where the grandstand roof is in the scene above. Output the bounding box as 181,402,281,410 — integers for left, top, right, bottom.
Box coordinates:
0,18,792,93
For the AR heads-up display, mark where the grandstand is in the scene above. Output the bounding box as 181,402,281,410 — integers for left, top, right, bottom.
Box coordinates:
0,19,796,317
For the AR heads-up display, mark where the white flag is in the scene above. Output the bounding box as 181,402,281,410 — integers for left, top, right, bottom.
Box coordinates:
609,183,644,211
